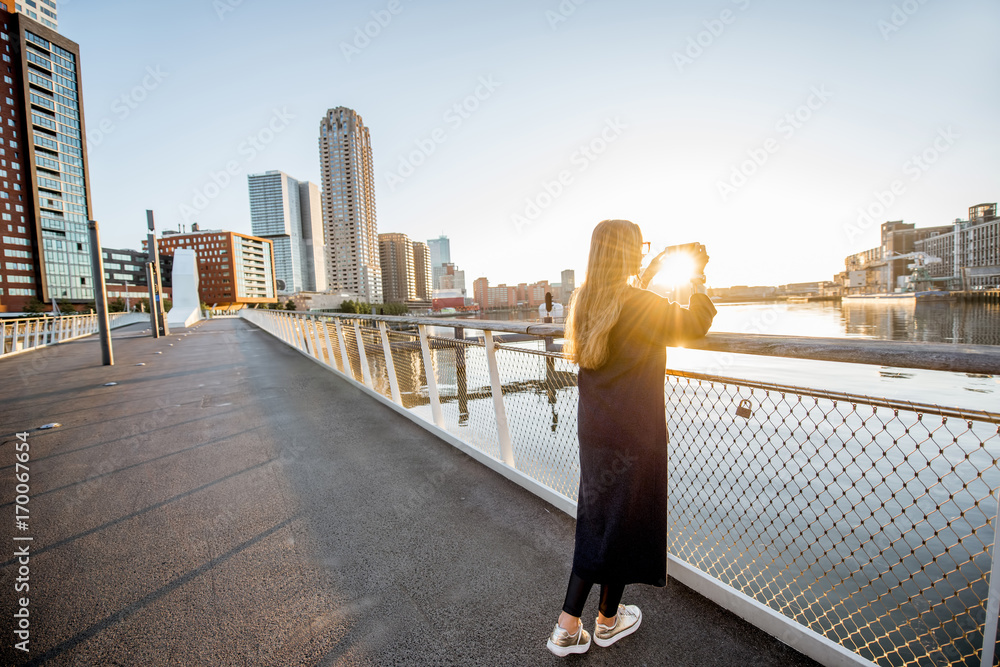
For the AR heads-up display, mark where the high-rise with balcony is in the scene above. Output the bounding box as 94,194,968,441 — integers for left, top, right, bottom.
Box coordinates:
319,107,381,302
378,232,415,303
9,0,57,31
412,241,432,300
248,170,325,294
0,9,91,312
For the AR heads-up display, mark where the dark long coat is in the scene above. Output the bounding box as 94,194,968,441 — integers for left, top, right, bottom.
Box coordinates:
573,288,717,586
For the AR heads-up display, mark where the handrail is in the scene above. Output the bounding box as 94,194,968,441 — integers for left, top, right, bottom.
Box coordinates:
0,311,148,358
280,311,1000,375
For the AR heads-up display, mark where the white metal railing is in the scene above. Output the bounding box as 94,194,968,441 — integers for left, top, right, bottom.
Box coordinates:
0,311,148,358
240,308,1000,667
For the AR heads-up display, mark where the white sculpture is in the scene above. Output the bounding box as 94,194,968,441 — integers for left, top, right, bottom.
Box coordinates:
167,248,203,328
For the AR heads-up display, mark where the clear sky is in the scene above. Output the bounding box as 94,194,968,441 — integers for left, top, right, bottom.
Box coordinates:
62,0,998,289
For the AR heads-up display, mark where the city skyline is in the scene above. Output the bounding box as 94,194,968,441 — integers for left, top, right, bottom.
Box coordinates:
52,1,1000,289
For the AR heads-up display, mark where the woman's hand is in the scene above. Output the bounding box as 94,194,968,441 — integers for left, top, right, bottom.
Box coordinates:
638,249,670,289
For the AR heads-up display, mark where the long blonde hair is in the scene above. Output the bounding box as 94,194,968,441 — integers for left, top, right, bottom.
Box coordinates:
564,219,643,369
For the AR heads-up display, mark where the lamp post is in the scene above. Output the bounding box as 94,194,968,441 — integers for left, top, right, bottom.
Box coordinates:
145,210,169,336
87,220,113,366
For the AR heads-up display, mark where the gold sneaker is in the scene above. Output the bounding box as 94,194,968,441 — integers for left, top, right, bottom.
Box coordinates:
594,604,642,647
546,622,591,657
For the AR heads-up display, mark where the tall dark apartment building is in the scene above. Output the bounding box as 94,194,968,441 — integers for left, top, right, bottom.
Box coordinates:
0,8,93,312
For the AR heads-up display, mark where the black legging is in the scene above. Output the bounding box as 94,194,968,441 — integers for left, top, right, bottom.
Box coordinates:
561,571,625,619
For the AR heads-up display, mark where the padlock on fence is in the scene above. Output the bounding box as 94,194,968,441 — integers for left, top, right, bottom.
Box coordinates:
735,399,753,419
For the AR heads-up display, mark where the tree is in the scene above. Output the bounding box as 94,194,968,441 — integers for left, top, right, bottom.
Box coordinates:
108,297,126,313
57,298,76,314
22,297,45,314
339,299,372,314
285,299,296,311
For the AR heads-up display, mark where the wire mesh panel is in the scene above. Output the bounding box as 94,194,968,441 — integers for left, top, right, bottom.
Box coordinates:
339,319,365,382
665,372,1000,667
357,322,392,399
493,343,582,499
425,333,505,461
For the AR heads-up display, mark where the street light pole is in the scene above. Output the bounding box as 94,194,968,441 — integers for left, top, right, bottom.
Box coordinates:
146,210,169,336
88,220,113,366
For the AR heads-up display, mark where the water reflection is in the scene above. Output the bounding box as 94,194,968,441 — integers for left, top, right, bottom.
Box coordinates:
842,301,1000,345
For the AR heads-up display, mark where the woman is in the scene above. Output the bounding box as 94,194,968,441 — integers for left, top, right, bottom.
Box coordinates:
546,219,717,656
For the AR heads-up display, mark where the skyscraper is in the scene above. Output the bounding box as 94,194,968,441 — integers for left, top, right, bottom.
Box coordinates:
378,232,415,303
319,107,380,302
0,10,91,312
412,241,432,300
248,170,325,294
427,235,450,292
7,0,56,31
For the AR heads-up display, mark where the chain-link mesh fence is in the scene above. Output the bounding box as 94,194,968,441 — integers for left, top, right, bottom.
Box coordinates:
244,311,1000,666
664,371,1000,666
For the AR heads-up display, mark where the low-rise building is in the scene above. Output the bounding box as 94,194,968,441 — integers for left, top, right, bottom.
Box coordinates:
148,228,277,307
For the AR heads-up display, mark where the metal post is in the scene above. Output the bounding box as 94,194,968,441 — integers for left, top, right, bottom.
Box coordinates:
33,318,42,348
308,317,323,360
321,318,337,369
484,329,515,467
146,210,169,336
300,316,312,356
12,320,21,352
418,324,444,429
455,326,468,424
305,317,318,358
88,221,114,366
378,321,402,405
334,319,352,378
981,490,1000,666
145,262,160,338
353,320,373,389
